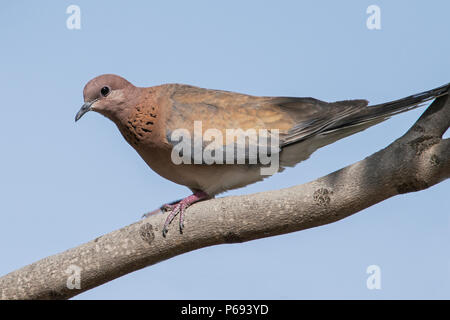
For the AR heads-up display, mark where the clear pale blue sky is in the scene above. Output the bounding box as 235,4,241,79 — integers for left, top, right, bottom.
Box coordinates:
0,1,448,299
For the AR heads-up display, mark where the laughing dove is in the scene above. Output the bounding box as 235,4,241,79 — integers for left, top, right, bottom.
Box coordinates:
75,74,449,236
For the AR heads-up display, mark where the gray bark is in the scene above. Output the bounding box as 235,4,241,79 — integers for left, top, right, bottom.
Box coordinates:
1,91,449,300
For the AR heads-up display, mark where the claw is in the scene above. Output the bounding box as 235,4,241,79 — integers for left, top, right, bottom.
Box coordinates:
179,205,186,232
161,204,174,212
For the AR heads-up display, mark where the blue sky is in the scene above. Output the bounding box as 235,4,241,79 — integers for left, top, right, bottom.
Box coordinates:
0,1,448,299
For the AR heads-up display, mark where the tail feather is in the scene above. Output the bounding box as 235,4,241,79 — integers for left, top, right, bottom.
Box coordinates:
325,83,450,133
280,83,449,167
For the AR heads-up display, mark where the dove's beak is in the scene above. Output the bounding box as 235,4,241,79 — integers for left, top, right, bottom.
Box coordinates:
75,100,97,122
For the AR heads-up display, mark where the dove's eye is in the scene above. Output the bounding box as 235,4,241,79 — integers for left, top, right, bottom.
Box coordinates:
100,86,110,97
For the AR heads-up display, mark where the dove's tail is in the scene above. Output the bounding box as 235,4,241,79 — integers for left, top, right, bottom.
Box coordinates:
325,82,450,134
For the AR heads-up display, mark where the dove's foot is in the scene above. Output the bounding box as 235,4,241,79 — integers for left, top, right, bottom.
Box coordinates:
143,191,210,237
161,191,210,237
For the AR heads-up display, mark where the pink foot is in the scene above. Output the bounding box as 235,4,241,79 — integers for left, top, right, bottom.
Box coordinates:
144,191,210,237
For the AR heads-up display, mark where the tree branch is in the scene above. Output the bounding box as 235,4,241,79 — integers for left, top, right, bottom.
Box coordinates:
1,91,449,300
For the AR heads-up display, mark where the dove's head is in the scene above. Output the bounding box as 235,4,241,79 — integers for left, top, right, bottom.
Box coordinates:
75,74,135,122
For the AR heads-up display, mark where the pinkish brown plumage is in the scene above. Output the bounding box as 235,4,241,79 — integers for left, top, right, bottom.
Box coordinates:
76,74,449,236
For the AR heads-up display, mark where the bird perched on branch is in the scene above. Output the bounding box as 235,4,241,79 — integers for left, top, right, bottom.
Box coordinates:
75,74,449,236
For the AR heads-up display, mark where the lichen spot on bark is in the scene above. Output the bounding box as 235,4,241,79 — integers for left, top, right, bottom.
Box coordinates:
139,223,155,245
313,188,332,207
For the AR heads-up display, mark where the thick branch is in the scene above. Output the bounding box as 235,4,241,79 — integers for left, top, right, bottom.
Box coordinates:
1,92,449,300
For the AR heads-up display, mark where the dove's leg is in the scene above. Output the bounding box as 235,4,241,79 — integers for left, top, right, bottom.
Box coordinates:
160,191,210,237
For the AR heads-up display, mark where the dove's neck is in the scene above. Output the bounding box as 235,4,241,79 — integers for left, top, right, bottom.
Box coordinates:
114,86,165,151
